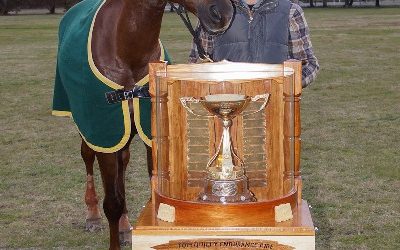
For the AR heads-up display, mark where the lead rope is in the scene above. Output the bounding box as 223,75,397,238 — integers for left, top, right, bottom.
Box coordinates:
168,2,213,62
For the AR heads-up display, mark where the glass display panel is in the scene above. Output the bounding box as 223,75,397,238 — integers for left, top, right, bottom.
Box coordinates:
154,61,295,203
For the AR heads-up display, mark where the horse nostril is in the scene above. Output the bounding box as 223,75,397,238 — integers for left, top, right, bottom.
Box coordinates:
209,5,222,22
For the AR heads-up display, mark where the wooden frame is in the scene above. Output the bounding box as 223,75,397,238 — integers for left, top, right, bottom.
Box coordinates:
133,61,313,250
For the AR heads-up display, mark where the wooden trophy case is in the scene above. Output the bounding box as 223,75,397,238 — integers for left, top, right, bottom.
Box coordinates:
132,61,315,250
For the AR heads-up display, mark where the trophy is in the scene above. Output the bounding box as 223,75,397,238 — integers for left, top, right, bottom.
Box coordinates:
180,94,270,203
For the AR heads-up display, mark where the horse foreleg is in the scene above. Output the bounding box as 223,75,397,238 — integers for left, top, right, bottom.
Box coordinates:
81,140,102,232
145,144,153,178
97,151,125,250
118,146,132,246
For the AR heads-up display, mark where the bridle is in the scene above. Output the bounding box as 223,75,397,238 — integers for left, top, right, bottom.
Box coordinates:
168,2,213,62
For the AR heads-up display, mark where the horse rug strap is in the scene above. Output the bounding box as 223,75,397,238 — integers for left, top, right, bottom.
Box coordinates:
105,85,150,104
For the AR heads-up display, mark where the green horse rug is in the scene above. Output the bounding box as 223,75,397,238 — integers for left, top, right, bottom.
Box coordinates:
52,0,170,153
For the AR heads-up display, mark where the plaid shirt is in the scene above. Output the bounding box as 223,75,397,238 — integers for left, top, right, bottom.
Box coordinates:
188,3,319,88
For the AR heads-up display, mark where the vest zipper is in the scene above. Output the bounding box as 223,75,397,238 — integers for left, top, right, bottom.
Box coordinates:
237,1,254,23
248,17,252,40
247,10,253,39
236,1,254,39
248,13,254,23
247,4,254,23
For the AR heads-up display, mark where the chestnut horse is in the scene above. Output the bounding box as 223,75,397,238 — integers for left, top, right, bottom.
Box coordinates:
53,0,234,249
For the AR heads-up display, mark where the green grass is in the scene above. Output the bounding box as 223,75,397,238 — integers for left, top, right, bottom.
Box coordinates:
1,8,400,249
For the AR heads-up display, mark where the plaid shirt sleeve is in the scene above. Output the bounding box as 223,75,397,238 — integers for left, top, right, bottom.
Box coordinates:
288,3,320,88
188,23,215,63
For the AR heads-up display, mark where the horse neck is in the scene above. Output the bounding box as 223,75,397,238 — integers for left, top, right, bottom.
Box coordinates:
117,0,166,68
92,0,167,87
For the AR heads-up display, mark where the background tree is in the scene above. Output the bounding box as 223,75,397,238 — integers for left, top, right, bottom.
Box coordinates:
169,2,174,12
64,0,81,11
0,0,81,14
344,0,354,7
0,0,23,15
0,0,8,15
45,0,56,14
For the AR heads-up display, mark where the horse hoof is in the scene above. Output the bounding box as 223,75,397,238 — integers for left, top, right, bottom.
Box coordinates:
119,230,132,247
85,218,103,232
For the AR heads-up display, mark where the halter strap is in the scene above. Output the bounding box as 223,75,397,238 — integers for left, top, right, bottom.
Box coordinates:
169,2,213,62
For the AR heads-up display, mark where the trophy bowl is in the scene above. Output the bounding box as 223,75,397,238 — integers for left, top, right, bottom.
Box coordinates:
200,94,251,120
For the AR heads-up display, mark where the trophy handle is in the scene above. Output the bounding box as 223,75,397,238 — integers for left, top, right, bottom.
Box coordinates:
180,97,214,117
242,94,270,117
230,144,244,166
206,136,224,169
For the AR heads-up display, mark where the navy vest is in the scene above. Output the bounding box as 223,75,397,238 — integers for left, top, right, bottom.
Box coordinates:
213,0,291,64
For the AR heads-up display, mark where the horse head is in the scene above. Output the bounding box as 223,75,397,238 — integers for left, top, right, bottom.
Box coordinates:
170,0,235,35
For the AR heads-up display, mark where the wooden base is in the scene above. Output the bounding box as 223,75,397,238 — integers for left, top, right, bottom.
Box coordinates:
153,190,298,227
133,200,315,250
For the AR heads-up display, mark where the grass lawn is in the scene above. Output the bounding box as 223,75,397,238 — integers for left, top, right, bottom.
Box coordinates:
1,7,399,249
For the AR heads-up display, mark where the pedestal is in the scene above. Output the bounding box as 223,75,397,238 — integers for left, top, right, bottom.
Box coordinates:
132,200,315,250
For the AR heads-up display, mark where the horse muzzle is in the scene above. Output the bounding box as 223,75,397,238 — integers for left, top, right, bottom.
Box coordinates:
198,0,234,35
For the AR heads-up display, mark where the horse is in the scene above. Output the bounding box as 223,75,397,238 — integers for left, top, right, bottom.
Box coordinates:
52,0,234,249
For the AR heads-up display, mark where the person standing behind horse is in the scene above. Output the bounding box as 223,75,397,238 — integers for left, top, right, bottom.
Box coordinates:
189,0,319,88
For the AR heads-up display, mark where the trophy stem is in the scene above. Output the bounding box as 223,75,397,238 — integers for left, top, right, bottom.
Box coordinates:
206,118,244,180
221,119,234,176
200,117,255,203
